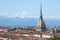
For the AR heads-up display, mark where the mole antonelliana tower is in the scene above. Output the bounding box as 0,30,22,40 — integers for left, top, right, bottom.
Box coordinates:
36,3,47,32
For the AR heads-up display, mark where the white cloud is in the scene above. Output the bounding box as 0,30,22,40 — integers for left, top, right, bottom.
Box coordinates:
0,11,39,19
0,12,8,16
19,11,39,19
0,11,60,19
43,16,60,19
5,13,20,18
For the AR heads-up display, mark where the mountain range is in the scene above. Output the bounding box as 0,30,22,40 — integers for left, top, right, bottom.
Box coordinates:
0,16,60,27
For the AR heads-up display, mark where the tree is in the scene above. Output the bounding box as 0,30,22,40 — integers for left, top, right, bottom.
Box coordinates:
48,35,60,40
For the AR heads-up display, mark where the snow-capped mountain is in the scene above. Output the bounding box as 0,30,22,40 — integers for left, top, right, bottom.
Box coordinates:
0,16,60,27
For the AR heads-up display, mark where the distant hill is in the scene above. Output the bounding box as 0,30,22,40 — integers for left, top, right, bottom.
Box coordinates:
0,16,60,27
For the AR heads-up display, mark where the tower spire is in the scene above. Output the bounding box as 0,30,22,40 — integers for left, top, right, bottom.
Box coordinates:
36,2,47,32
40,2,43,19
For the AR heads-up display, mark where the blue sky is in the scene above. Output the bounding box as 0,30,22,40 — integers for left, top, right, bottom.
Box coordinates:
0,0,60,26
0,0,60,19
